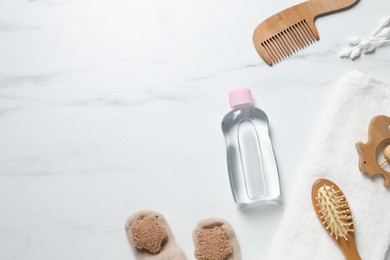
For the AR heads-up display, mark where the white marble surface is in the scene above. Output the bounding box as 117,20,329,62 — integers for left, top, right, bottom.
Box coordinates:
0,0,390,259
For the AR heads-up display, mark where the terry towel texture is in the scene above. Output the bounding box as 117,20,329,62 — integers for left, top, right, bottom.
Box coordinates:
268,71,390,260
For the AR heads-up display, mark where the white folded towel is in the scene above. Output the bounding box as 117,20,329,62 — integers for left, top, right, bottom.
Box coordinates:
268,71,390,260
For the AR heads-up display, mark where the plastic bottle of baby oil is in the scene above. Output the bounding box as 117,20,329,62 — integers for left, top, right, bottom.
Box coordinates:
221,88,280,204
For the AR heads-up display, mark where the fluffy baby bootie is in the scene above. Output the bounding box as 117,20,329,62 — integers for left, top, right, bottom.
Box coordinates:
125,210,186,260
192,218,241,260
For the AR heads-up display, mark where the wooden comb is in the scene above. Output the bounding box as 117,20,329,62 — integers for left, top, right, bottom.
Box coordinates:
253,0,359,66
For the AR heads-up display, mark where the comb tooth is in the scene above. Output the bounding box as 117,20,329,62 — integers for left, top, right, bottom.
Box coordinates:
270,38,283,63
299,20,314,44
297,22,310,47
280,33,293,57
280,31,294,54
284,31,298,54
269,38,283,62
289,25,305,50
278,32,293,57
293,24,306,49
260,42,272,63
302,19,317,43
294,24,309,48
272,39,285,63
284,29,299,53
277,34,292,58
267,40,281,64
300,20,315,44
261,41,277,64
297,22,311,47
263,40,276,64
273,36,288,60
265,39,280,64
273,35,286,59
285,31,298,54
301,21,316,45
305,19,320,40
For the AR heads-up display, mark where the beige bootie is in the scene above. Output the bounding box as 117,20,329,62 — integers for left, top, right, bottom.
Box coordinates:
192,218,241,260
125,210,186,260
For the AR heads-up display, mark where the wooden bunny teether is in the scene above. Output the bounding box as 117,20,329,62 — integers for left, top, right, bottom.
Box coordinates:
356,115,390,187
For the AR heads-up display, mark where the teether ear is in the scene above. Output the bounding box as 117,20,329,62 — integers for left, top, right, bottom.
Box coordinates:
356,115,390,187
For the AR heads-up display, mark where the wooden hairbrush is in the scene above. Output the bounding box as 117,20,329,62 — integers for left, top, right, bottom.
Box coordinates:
253,0,359,66
312,178,361,260
356,115,390,187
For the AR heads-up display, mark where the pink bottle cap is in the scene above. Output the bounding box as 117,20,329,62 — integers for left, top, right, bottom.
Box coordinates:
228,88,254,108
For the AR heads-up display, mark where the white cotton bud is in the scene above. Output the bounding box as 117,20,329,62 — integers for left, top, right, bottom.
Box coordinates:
377,27,390,38
350,47,361,60
359,39,370,48
339,48,352,58
381,16,390,27
372,39,388,48
348,36,361,46
363,43,376,53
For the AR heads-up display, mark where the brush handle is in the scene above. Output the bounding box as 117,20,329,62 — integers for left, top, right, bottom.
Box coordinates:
341,235,361,260
308,0,359,18
344,249,361,260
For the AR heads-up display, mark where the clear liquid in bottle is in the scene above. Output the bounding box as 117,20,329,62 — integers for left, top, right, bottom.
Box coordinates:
221,88,280,204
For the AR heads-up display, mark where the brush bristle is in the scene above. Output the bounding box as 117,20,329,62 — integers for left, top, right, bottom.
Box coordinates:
316,184,354,241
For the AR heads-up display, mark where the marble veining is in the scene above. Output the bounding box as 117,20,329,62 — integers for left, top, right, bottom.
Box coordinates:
0,0,390,259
